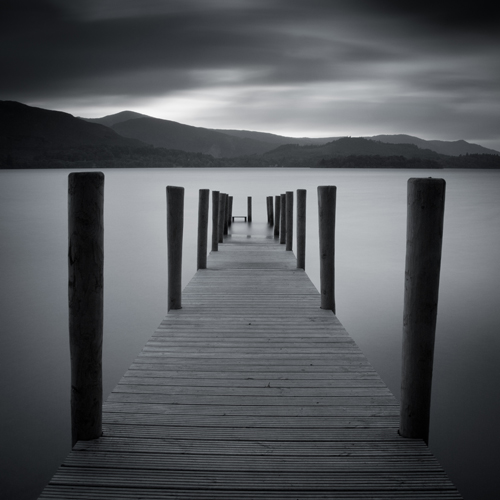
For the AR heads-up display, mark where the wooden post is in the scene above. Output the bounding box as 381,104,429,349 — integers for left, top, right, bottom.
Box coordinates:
197,189,209,270
296,189,306,269
286,191,293,251
247,196,252,223
268,196,274,225
317,185,336,312
400,178,446,445
68,172,104,447
228,196,233,227
280,194,286,244
211,190,220,252
223,194,229,236
218,193,226,243
274,195,281,237
166,185,184,311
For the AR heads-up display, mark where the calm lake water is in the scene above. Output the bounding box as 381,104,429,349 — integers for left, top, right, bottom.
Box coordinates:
1,168,499,499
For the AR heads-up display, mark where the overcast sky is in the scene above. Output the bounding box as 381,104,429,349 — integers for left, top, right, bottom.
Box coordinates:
2,0,499,150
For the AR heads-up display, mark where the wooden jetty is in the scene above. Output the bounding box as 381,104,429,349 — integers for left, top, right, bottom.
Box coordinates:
40,231,461,499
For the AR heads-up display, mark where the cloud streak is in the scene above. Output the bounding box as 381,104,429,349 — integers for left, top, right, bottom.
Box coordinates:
2,0,499,149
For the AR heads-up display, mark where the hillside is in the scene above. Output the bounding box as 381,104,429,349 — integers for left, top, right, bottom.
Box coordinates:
214,128,341,147
111,117,275,158
370,134,499,156
0,101,148,167
2,101,499,169
81,110,149,127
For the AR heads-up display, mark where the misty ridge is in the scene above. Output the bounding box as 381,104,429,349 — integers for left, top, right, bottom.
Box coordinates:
1,100,499,169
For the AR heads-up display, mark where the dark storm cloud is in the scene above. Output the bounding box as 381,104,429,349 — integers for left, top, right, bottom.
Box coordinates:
1,0,499,147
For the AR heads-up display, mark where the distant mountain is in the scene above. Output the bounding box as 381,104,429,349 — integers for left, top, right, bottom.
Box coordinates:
2,101,499,169
0,101,150,167
263,137,441,164
110,117,274,158
214,128,341,147
369,134,498,156
81,110,149,127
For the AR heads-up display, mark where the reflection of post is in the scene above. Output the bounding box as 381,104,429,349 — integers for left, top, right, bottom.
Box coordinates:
167,186,184,311
219,193,226,243
68,172,104,447
197,189,209,270
274,195,281,237
317,185,336,312
400,178,446,445
280,194,286,244
296,189,306,269
211,191,220,252
286,191,293,251
247,196,252,222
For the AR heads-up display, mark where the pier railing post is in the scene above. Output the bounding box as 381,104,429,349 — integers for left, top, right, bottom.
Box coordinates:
211,191,220,252
247,196,252,223
280,194,286,244
399,178,446,445
167,186,184,311
297,189,306,269
274,195,281,237
197,189,209,270
219,193,227,243
317,186,336,313
68,172,104,447
286,191,294,251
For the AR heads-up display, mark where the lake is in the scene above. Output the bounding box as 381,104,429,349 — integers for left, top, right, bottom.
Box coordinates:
1,168,499,499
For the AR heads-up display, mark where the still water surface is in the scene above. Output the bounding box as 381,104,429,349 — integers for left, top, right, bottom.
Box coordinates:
1,168,499,499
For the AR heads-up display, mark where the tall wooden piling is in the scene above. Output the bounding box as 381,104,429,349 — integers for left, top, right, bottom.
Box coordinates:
68,172,104,447
247,196,252,223
296,189,306,269
197,189,209,270
228,196,233,227
400,178,446,445
274,195,281,237
286,191,293,251
317,186,336,313
267,196,274,225
223,194,229,236
166,186,184,311
280,194,286,244
219,193,227,243
211,191,220,252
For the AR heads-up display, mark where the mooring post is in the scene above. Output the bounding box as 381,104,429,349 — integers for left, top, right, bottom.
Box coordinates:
247,196,252,223
166,185,184,311
280,194,286,244
274,195,281,237
399,178,446,445
68,172,104,447
219,193,227,243
197,189,209,270
223,194,229,235
296,189,306,269
317,185,337,312
286,191,294,251
228,196,233,227
269,196,274,225
211,190,220,252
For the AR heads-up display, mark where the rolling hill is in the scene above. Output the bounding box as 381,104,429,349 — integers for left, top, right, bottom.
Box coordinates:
0,101,148,167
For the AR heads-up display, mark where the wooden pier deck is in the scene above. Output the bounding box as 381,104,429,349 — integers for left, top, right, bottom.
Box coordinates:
40,234,461,499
